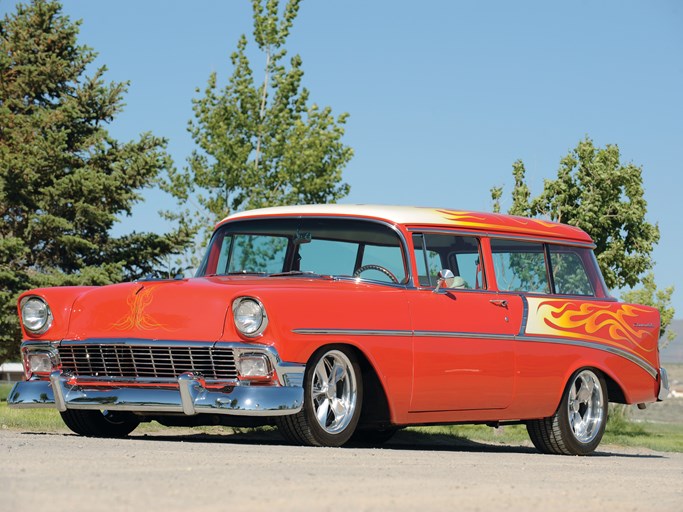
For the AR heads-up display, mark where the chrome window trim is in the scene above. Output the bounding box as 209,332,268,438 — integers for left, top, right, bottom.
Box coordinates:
291,328,657,378
204,215,416,287
407,228,596,250
519,294,530,336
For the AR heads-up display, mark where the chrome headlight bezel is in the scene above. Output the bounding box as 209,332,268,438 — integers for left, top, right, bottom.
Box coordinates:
232,297,268,337
20,296,53,335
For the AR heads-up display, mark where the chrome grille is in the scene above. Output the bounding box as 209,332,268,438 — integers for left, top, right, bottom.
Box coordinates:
58,343,237,380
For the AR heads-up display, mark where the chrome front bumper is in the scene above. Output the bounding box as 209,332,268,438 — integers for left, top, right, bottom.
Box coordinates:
8,370,303,416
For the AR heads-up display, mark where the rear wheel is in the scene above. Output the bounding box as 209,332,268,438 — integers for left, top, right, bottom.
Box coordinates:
277,346,362,447
60,409,140,438
527,368,608,455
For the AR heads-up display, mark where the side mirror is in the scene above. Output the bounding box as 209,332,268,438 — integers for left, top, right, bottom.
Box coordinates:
434,269,455,293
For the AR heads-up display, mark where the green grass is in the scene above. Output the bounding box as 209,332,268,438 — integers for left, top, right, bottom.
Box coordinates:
0,382,13,402
407,419,683,453
603,418,683,452
0,402,67,432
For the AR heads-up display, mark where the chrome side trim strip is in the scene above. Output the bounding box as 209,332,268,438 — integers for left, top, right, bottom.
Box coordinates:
413,330,516,340
294,327,512,341
292,328,413,337
517,335,658,379
292,328,658,378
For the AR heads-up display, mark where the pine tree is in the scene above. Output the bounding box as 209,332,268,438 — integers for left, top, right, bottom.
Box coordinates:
0,1,189,360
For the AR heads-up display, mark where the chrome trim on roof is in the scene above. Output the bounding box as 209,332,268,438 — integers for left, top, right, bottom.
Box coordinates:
405,228,596,248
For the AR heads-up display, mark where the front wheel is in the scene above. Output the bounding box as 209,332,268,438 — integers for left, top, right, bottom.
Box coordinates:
60,409,140,438
527,368,608,455
277,346,363,447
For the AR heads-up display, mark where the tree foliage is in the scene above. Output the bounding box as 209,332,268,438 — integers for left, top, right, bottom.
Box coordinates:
622,273,676,345
0,1,189,360
164,0,352,241
491,138,674,336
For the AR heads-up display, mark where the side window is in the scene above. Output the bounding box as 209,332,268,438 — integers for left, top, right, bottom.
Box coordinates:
490,239,549,294
549,245,595,296
413,234,484,289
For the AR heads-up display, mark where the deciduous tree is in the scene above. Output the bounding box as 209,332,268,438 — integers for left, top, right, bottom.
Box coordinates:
164,0,352,242
491,137,674,336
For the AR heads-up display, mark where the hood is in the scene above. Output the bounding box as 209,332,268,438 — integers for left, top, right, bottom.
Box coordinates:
38,275,405,343
67,278,235,341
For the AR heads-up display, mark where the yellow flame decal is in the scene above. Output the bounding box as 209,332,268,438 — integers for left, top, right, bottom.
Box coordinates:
110,285,168,331
528,299,655,353
436,209,581,237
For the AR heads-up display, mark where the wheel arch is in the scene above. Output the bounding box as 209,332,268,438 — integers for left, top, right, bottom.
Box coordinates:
302,341,395,429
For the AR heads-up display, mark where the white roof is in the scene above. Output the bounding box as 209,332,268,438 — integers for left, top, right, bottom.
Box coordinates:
219,204,592,242
223,204,449,225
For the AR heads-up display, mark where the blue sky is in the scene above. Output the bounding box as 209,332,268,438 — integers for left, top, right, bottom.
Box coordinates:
2,0,682,316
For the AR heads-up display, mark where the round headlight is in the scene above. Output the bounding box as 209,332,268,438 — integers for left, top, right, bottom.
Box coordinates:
21,297,52,334
232,297,267,337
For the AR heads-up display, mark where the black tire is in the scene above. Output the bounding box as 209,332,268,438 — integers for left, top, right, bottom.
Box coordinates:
277,345,363,447
60,409,140,438
527,368,608,455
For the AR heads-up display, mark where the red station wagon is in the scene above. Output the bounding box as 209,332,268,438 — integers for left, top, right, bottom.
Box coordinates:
9,205,669,455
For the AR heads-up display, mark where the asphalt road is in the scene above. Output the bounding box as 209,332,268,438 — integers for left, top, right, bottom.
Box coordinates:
2,428,682,512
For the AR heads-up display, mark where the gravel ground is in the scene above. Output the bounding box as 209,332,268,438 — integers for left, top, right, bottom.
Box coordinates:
2,429,682,512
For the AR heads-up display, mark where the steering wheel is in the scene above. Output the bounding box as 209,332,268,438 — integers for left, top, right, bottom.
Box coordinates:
353,264,400,284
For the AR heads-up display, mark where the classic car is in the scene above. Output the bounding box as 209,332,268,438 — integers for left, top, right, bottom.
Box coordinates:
8,204,669,455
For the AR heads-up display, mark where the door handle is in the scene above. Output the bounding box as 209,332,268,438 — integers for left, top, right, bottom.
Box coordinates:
490,299,508,308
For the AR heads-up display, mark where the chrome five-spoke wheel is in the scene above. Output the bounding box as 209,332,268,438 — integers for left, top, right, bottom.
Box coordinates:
311,350,358,434
567,369,605,444
276,346,363,447
526,368,608,455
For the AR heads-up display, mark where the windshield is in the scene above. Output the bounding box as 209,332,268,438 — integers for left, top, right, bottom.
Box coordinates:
197,217,408,284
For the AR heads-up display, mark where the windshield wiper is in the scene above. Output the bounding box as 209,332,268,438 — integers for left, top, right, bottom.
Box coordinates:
268,270,320,277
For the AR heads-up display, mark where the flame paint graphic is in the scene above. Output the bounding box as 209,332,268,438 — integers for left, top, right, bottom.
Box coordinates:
526,298,655,353
110,285,168,331
436,209,583,237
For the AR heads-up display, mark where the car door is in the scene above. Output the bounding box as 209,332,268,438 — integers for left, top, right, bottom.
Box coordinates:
408,233,522,412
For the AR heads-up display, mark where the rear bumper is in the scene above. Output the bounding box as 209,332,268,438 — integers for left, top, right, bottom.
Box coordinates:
8,370,303,416
658,366,670,401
